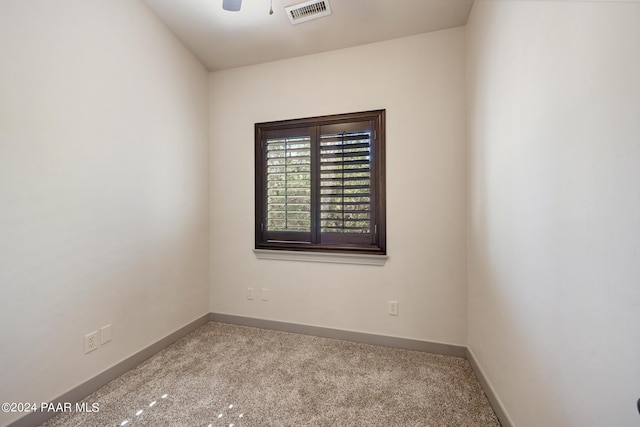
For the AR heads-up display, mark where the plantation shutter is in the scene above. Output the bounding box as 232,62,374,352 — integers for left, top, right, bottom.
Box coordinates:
255,110,385,254
319,121,375,246
263,128,312,242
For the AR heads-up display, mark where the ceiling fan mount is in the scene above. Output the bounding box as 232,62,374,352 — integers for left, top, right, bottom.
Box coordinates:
222,0,243,12
222,0,274,15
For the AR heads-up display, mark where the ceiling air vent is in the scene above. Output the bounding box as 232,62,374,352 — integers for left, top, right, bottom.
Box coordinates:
285,0,332,25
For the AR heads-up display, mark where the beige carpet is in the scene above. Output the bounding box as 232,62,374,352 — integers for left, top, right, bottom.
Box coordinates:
41,322,499,426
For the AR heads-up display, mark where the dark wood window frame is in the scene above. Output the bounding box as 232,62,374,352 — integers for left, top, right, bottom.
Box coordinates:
255,110,386,255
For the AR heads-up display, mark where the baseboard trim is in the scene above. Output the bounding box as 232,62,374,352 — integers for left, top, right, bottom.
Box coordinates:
466,347,514,427
7,313,210,427
209,312,467,358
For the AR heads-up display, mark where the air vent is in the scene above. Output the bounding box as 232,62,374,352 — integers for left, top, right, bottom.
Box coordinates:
285,0,332,25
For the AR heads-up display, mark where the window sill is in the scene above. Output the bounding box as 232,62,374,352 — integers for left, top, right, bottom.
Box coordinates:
253,249,388,266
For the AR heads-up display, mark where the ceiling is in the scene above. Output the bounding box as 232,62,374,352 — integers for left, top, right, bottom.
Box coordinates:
142,0,474,71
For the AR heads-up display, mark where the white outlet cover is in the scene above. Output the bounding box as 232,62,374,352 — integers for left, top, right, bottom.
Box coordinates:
100,324,112,345
261,288,269,301
84,331,99,354
388,300,399,316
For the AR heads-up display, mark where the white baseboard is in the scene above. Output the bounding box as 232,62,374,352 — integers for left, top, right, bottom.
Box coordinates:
209,312,467,357
466,347,514,427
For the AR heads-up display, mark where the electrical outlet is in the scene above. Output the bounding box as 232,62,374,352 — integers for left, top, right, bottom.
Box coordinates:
100,324,112,345
246,288,254,300
84,331,99,354
388,300,399,316
261,288,269,301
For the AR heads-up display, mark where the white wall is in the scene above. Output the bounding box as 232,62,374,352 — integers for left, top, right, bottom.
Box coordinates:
0,1,209,425
466,1,640,426
209,29,468,344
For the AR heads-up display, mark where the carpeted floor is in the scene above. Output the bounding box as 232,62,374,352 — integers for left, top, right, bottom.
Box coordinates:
41,322,500,426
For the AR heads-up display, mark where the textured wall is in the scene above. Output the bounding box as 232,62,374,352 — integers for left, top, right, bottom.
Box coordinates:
209,29,468,345
466,1,640,425
0,1,209,425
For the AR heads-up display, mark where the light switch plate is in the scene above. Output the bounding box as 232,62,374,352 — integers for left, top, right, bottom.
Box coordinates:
100,324,112,345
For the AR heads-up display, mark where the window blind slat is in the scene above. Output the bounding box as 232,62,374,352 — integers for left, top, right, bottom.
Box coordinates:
320,134,370,143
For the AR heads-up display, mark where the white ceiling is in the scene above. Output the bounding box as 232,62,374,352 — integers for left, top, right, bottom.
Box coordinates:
142,0,474,71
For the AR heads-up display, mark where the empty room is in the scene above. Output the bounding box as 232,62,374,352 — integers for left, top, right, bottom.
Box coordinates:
1,0,638,426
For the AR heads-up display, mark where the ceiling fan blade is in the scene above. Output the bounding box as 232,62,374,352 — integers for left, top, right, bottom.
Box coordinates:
222,0,242,11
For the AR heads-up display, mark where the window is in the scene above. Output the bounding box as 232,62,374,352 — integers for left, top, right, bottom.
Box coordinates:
255,110,386,255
